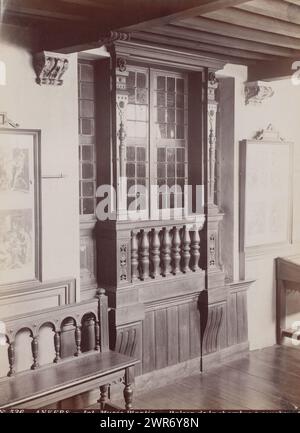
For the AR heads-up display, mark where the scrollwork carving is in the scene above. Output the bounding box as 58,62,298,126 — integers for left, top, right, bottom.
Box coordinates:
33,51,69,86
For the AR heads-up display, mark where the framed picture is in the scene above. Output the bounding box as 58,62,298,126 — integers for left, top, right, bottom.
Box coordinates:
239,129,293,252
0,129,41,287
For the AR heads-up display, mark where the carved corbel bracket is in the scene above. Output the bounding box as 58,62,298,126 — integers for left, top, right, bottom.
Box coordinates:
245,80,274,105
33,51,70,86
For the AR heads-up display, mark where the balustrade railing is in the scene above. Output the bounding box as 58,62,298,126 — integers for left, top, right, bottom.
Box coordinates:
130,217,205,282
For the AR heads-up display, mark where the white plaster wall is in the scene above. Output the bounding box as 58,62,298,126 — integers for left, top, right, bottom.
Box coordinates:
0,24,80,296
219,64,300,350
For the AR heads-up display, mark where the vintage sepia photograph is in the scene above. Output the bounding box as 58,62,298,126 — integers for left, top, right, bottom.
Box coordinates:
1,0,300,424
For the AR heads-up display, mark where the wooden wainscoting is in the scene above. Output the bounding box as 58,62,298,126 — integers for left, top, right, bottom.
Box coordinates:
0,278,76,318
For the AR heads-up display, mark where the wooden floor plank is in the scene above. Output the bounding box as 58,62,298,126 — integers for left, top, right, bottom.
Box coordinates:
87,345,300,411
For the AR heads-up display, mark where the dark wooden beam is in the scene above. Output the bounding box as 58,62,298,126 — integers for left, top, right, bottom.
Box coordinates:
248,57,300,81
205,7,300,39
3,0,249,52
178,17,300,50
120,0,248,31
148,24,298,57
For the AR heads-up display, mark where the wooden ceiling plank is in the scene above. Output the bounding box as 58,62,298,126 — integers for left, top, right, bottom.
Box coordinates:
177,17,300,49
3,5,86,21
204,7,300,39
151,24,296,57
237,0,300,26
134,30,277,60
120,0,249,31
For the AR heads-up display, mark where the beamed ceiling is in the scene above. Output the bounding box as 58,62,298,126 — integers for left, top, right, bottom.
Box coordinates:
2,0,300,79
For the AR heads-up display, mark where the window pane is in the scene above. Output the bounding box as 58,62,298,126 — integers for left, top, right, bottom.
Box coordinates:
157,108,165,123
157,163,166,178
82,198,95,214
157,76,165,90
177,148,185,162
80,100,94,118
167,124,175,139
126,163,135,178
167,77,175,92
167,148,175,162
135,122,147,138
128,87,135,103
127,179,135,193
137,72,147,88
82,162,94,179
176,93,184,108
157,92,165,107
167,93,175,107
167,109,175,123
137,88,147,104
137,147,146,161
82,181,94,197
176,163,185,177
157,148,166,162
82,145,93,161
136,105,147,121
176,124,184,139
127,71,135,88
176,110,184,125
137,163,146,178
157,124,167,139
126,146,135,161
176,78,184,93
167,164,175,177
127,104,136,120
81,118,94,135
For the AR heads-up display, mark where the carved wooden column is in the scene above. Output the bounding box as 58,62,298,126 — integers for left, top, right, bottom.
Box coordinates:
207,72,219,210
150,228,160,278
205,70,226,290
116,57,129,219
161,227,171,277
171,226,181,275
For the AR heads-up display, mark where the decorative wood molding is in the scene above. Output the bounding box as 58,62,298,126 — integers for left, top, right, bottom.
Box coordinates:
100,31,130,47
202,302,225,354
33,51,70,86
244,80,274,105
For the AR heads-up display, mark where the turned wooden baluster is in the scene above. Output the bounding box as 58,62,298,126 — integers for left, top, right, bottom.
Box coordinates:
171,226,181,275
31,335,39,370
131,230,139,281
95,320,100,351
150,228,160,278
161,227,171,277
7,341,15,377
53,331,61,363
181,225,191,273
190,227,200,271
139,230,150,280
75,324,82,356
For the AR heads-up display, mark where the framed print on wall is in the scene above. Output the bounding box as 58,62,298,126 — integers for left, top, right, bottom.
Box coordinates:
0,129,41,288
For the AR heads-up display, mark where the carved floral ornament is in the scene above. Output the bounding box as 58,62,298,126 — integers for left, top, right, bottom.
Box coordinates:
244,80,274,105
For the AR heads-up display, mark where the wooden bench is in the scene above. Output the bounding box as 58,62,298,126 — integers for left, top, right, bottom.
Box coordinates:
0,289,139,410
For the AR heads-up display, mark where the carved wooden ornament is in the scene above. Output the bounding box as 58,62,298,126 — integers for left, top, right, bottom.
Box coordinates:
245,81,274,105
33,51,70,86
